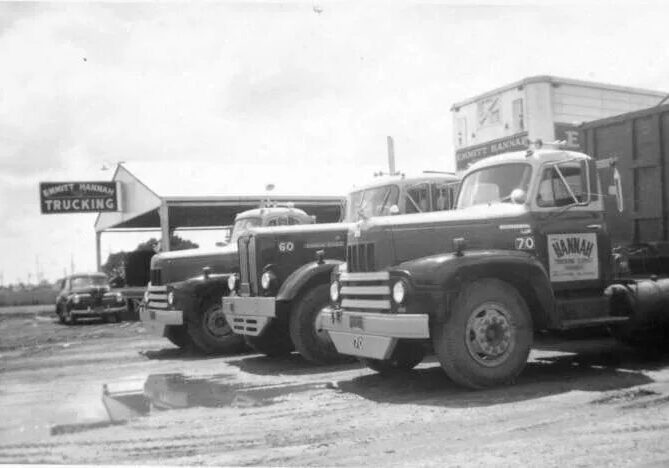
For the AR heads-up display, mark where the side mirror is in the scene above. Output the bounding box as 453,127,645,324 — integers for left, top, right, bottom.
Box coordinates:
509,188,526,204
389,205,400,215
613,167,623,212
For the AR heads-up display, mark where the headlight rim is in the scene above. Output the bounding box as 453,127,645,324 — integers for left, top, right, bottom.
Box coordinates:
167,291,175,306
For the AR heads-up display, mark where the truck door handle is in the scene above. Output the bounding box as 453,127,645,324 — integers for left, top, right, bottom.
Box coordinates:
586,224,602,230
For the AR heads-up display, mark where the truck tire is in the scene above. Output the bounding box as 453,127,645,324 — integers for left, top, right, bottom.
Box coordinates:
245,319,294,357
432,278,532,389
60,305,77,326
289,284,349,364
164,325,191,349
361,340,425,374
186,299,246,355
57,304,66,324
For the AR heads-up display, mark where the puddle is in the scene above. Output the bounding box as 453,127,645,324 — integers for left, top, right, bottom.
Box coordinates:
47,373,324,437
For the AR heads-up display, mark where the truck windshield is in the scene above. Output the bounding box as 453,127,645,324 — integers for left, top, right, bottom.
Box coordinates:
230,217,262,243
346,184,400,221
456,163,532,209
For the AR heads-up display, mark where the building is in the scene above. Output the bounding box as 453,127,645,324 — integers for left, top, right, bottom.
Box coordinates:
451,75,666,171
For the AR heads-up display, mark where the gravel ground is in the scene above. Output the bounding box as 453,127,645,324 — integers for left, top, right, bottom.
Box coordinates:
1,305,668,466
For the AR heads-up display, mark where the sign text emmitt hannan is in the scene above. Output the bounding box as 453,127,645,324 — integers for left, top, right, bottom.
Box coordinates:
40,181,121,214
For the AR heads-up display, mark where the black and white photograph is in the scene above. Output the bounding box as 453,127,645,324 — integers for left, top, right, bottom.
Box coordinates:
1,1,669,465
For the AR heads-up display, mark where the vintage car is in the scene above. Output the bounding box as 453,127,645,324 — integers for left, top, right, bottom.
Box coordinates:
55,272,127,324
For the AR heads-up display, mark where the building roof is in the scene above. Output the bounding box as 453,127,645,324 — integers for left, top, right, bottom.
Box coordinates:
451,75,667,111
94,161,382,232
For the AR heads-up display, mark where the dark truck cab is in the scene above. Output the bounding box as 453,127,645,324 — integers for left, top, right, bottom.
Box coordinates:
140,206,316,353
223,173,460,364
322,146,669,388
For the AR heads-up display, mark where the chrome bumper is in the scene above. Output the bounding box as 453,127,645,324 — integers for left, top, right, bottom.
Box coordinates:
139,306,183,337
222,296,276,336
318,306,430,360
71,305,126,316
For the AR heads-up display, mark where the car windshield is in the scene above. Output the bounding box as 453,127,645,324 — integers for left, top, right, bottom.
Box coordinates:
456,163,532,209
230,217,262,243
71,276,109,288
346,184,400,221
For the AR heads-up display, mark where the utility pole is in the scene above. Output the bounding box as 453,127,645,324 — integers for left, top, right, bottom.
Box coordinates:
387,136,396,175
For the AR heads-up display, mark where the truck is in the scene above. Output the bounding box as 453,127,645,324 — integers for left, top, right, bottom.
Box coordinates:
139,205,319,353
222,173,460,364
322,107,669,388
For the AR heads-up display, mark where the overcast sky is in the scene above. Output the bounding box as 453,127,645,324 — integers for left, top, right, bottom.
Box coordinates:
1,1,668,284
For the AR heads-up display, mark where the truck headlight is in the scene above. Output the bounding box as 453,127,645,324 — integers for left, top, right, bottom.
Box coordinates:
143,290,150,303
392,280,407,305
72,294,80,304
227,274,238,291
330,281,340,302
261,271,275,290
115,292,124,303
167,291,175,306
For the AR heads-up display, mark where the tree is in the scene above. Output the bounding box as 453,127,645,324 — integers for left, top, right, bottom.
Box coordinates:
101,234,199,280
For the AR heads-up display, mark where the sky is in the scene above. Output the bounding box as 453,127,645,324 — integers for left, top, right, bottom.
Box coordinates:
1,1,668,284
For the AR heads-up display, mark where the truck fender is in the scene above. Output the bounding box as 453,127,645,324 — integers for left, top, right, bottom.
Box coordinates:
276,259,343,302
401,250,555,329
172,273,231,321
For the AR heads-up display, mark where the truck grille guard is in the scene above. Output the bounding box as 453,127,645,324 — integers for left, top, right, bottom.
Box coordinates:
238,235,258,296
338,271,392,312
146,284,169,311
346,242,375,273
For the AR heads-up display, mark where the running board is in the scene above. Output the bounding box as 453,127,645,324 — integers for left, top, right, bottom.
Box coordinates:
560,316,629,329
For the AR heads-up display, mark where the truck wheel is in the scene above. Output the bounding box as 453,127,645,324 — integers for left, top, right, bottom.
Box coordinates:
164,325,191,349
432,278,532,389
61,306,77,326
361,340,425,374
186,300,246,355
245,319,294,357
289,284,348,364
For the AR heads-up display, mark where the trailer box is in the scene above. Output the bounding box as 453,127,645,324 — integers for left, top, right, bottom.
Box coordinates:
581,104,669,248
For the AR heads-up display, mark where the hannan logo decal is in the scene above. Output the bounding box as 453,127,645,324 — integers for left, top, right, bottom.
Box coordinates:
548,233,599,282
550,237,594,259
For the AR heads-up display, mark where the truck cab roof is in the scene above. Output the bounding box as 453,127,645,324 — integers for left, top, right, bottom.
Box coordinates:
467,148,591,174
350,172,459,192
234,206,312,221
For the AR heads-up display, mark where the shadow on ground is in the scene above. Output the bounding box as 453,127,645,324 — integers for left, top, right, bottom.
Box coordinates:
225,353,363,376
334,344,669,408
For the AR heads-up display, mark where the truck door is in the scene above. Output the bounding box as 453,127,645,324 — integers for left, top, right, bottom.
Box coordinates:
531,159,609,293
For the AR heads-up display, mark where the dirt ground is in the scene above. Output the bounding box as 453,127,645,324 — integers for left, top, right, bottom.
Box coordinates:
1,305,669,466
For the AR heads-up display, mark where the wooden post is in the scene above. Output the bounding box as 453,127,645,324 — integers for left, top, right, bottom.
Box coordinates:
159,202,170,251
387,136,396,175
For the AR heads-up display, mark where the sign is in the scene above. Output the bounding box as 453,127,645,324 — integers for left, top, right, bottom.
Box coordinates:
455,132,529,171
548,233,599,282
40,181,121,214
554,123,581,150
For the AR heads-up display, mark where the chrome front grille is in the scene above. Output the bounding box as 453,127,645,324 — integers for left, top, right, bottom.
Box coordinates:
146,284,168,310
347,242,375,273
339,271,391,312
149,269,162,286
238,235,258,296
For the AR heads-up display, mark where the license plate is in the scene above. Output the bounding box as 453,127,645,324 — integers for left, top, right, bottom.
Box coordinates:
349,315,364,330
352,335,364,351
